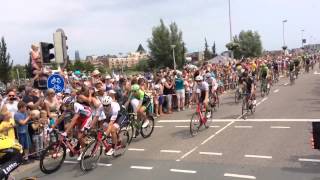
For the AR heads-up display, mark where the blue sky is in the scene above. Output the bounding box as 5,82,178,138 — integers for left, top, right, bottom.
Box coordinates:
0,0,319,65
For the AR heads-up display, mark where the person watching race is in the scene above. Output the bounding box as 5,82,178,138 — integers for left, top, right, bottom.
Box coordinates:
0,134,23,180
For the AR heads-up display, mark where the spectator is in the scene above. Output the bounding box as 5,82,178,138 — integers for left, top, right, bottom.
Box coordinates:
14,101,31,163
22,87,42,110
175,72,185,111
30,110,43,159
0,106,16,140
44,89,59,121
5,90,19,119
163,76,174,114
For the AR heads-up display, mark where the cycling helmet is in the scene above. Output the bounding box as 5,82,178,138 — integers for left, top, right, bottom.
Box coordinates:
195,75,203,81
63,96,75,105
100,95,112,106
205,73,211,79
131,84,140,92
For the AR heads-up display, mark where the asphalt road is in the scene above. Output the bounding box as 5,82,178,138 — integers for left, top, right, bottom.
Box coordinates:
15,68,320,180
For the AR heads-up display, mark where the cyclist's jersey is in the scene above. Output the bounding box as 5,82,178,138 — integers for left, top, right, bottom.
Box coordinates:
272,62,279,71
260,67,268,79
105,101,120,123
74,102,92,131
243,77,254,95
132,89,145,101
0,135,23,157
294,59,300,67
196,81,209,93
289,61,295,72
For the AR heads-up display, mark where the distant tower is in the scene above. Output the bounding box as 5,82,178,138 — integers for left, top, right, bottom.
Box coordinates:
75,50,80,60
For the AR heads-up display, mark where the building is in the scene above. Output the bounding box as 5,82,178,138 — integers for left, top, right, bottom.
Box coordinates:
75,50,80,61
106,52,148,69
186,51,204,63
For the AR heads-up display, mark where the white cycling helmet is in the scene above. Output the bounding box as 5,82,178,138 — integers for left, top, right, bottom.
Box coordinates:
100,95,112,106
195,75,203,81
63,96,75,105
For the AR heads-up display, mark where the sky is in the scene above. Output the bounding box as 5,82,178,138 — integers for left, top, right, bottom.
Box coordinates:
0,0,319,65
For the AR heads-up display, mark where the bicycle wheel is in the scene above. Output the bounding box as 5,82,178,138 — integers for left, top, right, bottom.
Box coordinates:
40,142,66,174
80,139,103,171
241,98,247,116
140,115,155,138
235,90,240,103
260,84,265,97
125,123,134,144
190,112,201,136
113,129,129,157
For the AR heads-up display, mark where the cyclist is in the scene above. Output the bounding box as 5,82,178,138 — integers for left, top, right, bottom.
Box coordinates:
205,73,219,105
63,87,93,160
288,59,295,80
259,63,269,91
272,60,279,81
0,134,23,180
127,84,150,128
99,93,121,156
194,75,210,118
241,70,256,107
293,57,300,78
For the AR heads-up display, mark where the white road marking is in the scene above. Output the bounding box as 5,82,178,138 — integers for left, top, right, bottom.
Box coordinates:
170,169,197,174
224,173,256,179
128,148,145,151
314,71,320,75
64,161,78,164
298,158,320,163
234,126,253,128
270,126,291,129
273,89,280,93
176,146,198,161
159,120,190,123
245,154,272,159
130,166,153,170
160,150,181,153
154,125,164,128
210,125,220,128
201,121,235,145
97,163,112,167
284,82,289,86
175,125,189,128
280,75,284,78
199,152,223,156
65,161,112,167
157,119,320,122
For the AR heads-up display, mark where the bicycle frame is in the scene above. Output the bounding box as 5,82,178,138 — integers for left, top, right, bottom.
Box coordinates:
196,103,207,125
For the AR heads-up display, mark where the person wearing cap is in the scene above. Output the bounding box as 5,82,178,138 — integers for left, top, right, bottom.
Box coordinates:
91,69,101,85
105,75,113,93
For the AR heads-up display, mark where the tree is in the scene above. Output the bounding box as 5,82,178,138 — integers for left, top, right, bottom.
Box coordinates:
204,38,212,60
84,61,95,73
230,30,263,59
0,37,13,84
73,60,85,71
148,19,186,69
135,59,150,71
212,41,217,58
10,65,26,80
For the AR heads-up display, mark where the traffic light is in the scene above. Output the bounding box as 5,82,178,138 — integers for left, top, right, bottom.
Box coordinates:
40,42,55,63
53,29,68,64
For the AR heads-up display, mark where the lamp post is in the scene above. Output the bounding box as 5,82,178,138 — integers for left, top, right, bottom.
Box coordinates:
282,20,288,47
301,29,304,48
170,45,176,70
228,0,234,58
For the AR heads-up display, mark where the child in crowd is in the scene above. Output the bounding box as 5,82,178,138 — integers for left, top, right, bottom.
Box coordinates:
30,110,44,159
0,107,15,140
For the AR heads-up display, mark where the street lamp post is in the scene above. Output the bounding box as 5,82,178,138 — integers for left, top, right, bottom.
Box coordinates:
228,0,234,58
171,45,176,70
282,19,287,48
301,29,304,48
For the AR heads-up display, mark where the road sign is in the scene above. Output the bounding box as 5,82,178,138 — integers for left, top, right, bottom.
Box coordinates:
47,74,65,93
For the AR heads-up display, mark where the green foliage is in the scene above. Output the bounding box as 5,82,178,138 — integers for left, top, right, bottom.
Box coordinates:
0,37,13,84
97,66,107,75
84,61,95,73
204,38,212,60
10,65,26,80
230,30,263,59
212,41,217,58
148,19,186,69
135,59,150,71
